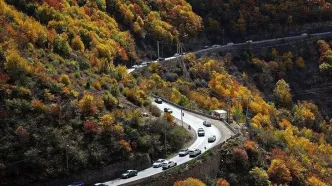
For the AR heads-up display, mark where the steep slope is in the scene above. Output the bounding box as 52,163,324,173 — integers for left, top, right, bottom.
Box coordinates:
0,0,200,185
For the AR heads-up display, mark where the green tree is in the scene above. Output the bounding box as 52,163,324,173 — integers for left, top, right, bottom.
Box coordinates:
274,79,292,108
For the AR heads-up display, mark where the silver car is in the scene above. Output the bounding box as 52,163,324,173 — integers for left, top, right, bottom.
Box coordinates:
153,159,166,168
162,160,177,170
179,148,189,157
203,121,211,127
189,149,201,157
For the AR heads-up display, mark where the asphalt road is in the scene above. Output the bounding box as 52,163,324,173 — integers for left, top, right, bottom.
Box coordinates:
102,100,227,186
127,31,332,72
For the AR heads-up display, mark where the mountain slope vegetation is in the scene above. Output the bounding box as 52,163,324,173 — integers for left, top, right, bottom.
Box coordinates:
0,0,199,185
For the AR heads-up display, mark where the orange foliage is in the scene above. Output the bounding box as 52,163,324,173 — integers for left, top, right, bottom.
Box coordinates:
216,178,230,186
173,177,206,186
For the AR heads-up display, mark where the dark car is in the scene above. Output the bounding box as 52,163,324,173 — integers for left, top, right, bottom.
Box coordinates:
67,182,85,186
157,58,165,61
121,170,138,179
155,98,163,104
208,135,216,143
198,128,205,137
203,120,211,127
164,108,173,113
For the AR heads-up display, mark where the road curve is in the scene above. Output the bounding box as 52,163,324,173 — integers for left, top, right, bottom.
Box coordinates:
102,100,227,186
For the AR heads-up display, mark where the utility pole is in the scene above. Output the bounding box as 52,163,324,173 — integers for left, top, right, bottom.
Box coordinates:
222,29,225,45
157,41,160,59
164,129,167,157
66,144,69,174
245,97,253,127
181,109,184,127
226,97,230,123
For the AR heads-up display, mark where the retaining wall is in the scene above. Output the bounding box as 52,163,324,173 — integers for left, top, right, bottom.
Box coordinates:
30,154,151,186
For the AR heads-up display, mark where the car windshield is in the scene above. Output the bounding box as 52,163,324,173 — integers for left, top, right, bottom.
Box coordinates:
180,149,187,152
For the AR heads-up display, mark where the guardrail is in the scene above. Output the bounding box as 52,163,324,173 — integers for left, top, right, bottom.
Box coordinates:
119,133,241,186
152,95,238,134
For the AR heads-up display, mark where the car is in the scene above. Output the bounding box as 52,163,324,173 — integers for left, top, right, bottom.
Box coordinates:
179,148,189,157
164,108,173,113
153,159,166,168
174,53,180,57
162,160,177,170
198,128,205,137
189,149,201,157
203,45,209,49
155,98,162,104
146,61,152,64
246,40,253,43
208,135,216,143
182,52,187,55
203,120,211,127
226,42,234,46
157,57,165,61
94,183,109,186
121,170,138,179
301,33,308,37
141,61,148,66
132,65,139,69
212,45,221,48
67,182,85,186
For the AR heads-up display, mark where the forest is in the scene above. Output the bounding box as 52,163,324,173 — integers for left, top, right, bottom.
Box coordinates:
0,0,331,186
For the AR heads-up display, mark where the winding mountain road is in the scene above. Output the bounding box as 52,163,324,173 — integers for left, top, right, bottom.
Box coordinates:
102,100,233,186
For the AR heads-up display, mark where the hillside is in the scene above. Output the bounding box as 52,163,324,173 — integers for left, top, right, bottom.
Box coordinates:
0,0,199,185
1,0,332,186
143,53,332,185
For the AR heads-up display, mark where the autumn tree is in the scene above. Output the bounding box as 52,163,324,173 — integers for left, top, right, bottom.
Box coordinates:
267,159,292,185
173,177,206,186
250,167,270,186
273,79,292,108
216,178,230,186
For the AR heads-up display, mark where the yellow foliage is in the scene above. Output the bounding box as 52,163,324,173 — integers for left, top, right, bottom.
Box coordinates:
268,159,292,185
173,177,206,186
60,74,71,85
307,176,328,186
251,113,272,129
71,35,85,51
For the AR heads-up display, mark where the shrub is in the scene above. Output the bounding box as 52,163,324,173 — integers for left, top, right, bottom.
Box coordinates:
5,50,31,79
60,74,71,85
267,159,292,185
295,57,305,68
78,93,99,115
149,104,161,117
53,35,72,56
71,35,85,51
92,81,102,90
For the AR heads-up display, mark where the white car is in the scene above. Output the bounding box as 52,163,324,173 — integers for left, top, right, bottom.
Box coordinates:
212,45,221,48
301,33,308,37
174,53,180,57
226,42,234,46
162,160,177,170
153,159,166,168
189,149,201,157
246,40,253,43
132,65,139,69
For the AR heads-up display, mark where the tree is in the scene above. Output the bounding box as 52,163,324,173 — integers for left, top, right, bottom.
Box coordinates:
71,35,85,51
267,159,292,185
250,167,270,186
273,79,292,108
60,74,71,85
216,178,230,186
78,93,99,115
295,57,305,69
173,177,206,186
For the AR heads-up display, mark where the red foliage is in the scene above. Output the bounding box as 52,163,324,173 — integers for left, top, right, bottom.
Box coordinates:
45,0,63,10
232,147,249,162
83,120,100,134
